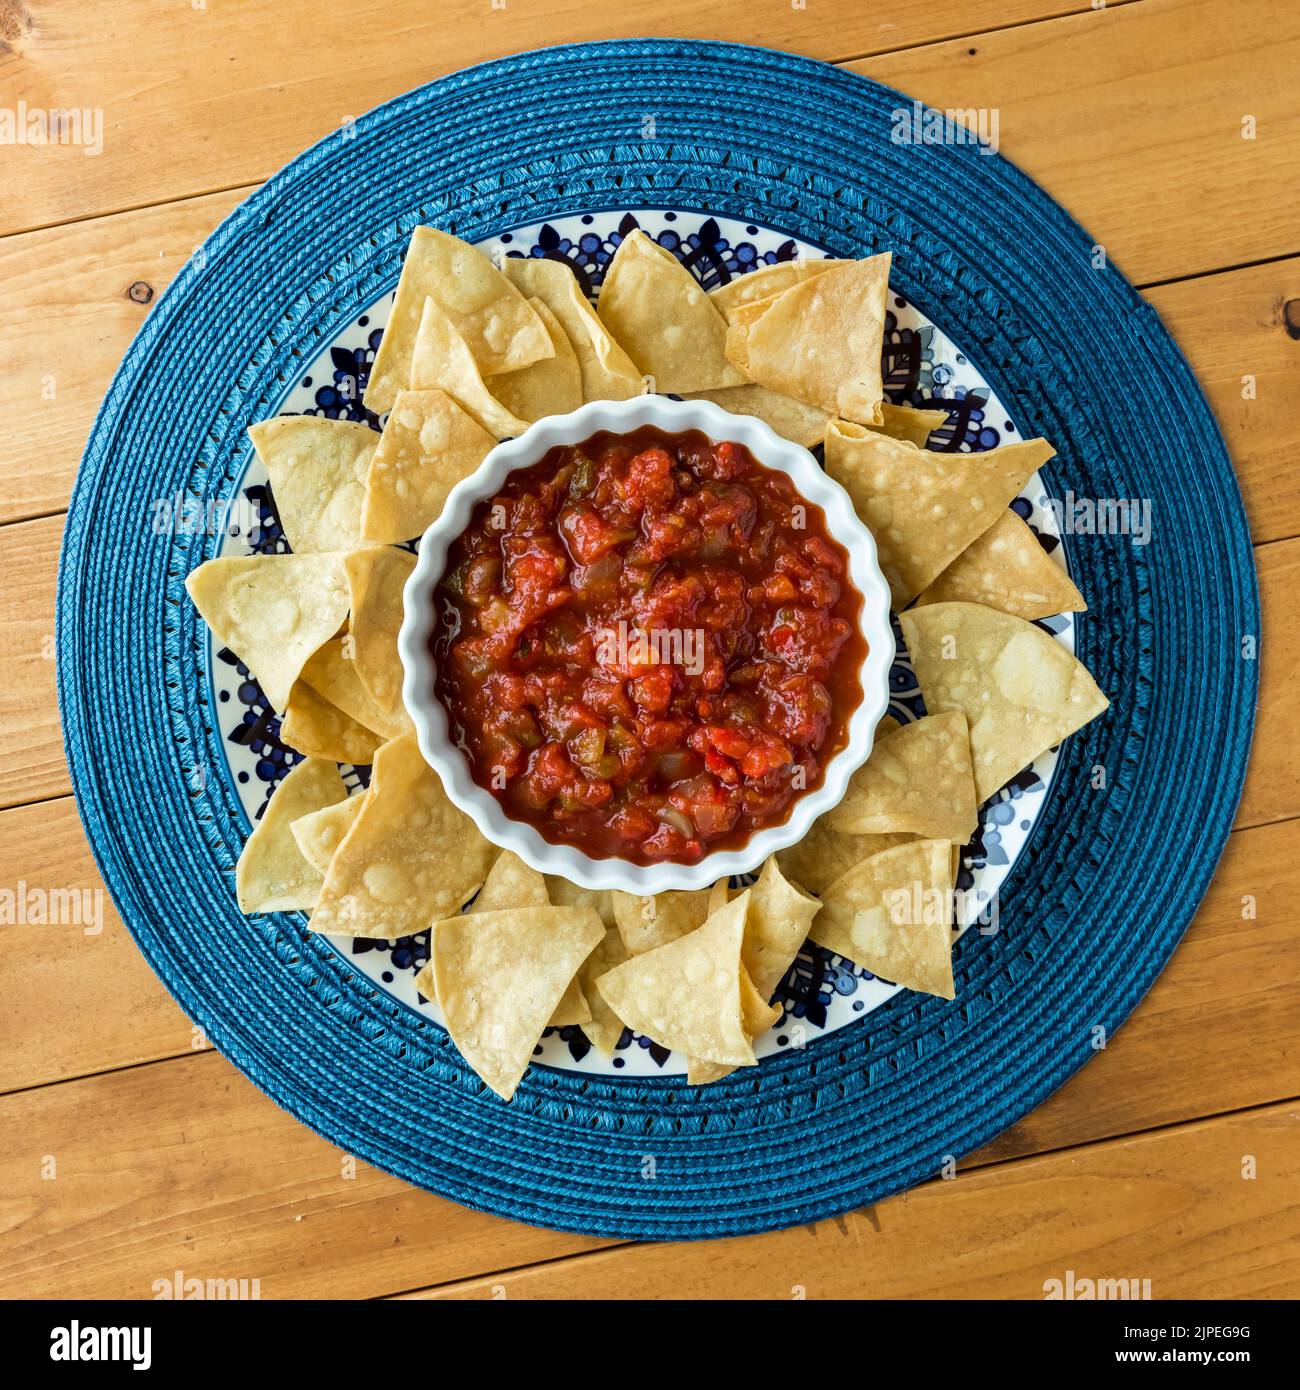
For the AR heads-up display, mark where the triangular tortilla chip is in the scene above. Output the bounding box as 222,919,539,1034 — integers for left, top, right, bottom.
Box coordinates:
247,417,380,555
300,638,410,740
745,855,822,1001
825,423,1054,607
290,792,366,875
597,892,757,1067
343,547,415,716
545,876,615,927
486,298,583,422
869,403,950,448
360,389,497,544
502,256,642,402
900,602,1109,802
729,254,891,424
236,758,346,912
364,226,552,413
812,839,956,998
308,733,495,939
280,681,383,765
709,258,849,318
776,821,915,897
596,230,743,393
684,384,830,448
431,904,605,1101
409,296,530,439
186,553,350,712
685,958,781,1085
827,711,978,841
610,888,711,956
914,509,1087,620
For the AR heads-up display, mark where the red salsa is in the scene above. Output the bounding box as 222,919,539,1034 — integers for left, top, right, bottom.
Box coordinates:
432,427,866,864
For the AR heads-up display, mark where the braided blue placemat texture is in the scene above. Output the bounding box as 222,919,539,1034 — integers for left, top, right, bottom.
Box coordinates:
58,39,1258,1239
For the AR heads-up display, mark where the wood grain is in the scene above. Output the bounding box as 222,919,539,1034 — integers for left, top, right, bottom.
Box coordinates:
412,1101,1300,1299
0,0,1098,238
0,1049,609,1299
859,0,1300,285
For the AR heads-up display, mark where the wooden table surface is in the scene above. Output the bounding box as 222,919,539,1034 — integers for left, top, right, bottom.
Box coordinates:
2,0,1298,1300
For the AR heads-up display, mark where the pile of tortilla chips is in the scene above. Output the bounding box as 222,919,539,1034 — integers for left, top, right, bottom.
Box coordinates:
186,223,1109,1104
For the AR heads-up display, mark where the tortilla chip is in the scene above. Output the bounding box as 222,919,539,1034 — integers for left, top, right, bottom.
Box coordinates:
360,389,497,544
186,553,350,713
545,876,615,928
720,294,780,378
431,904,605,1100
280,681,383,765
728,254,891,424
706,878,730,916
290,792,366,875
246,417,379,555
745,856,822,1001
611,888,711,956
827,710,978,842
709,259,849,318
343,547,415,716
776,821,915,897
308,733,495,939
913,509,1087,620
684,384,830,448
300,638,410,740
364,226,552,413
596,230,744,393
900,602,1110,802
236,757,346,912
687,963,777,1086
501,258,643,402
824,423,1054,607
578,924,631,1054
870,403,950,448
596,893,756,1067
812,839,956,998
484,297,582,423
409,296,530,439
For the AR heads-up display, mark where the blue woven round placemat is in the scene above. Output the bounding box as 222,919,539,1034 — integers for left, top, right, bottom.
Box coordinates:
58,40,1257,1239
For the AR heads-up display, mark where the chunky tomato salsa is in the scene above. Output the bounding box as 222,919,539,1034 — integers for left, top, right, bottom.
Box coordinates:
432,427,867,864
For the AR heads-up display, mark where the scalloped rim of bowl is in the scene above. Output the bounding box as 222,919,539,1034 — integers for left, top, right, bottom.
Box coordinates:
398,394,894,893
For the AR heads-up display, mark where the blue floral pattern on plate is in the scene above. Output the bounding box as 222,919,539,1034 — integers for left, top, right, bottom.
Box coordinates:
207,209,1076,1077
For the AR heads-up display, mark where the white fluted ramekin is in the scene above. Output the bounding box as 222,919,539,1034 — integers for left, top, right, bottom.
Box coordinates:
398,395,893,893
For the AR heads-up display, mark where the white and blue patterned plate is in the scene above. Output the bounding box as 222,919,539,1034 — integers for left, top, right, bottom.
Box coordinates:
208,209,1077,1078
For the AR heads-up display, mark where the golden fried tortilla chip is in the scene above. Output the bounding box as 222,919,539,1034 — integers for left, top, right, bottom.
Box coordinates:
729,254,891,424
913,508,1087,620
709,259,849,318
501,256,642,402
486,297,583,423
684,384,830,448
825,423,1054,607
409,296,530,439
280,681,383,766
545,876,615,927
247,417,380,555
812,839,956,998
431,904,605,1101
596,892,756,1067
360,389,497,544
900,601,1109,802
308,733,495,939
775,821,915,897
300,638,410,741
343,547,415,717
578,924,631,1054
290,792,366,876
827,711,978,842
596,229,744,393
611,888,711,956
869,403,950,448
364,226,552,413
236,758,346,913
745,856,822,1001
186,553,351,713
